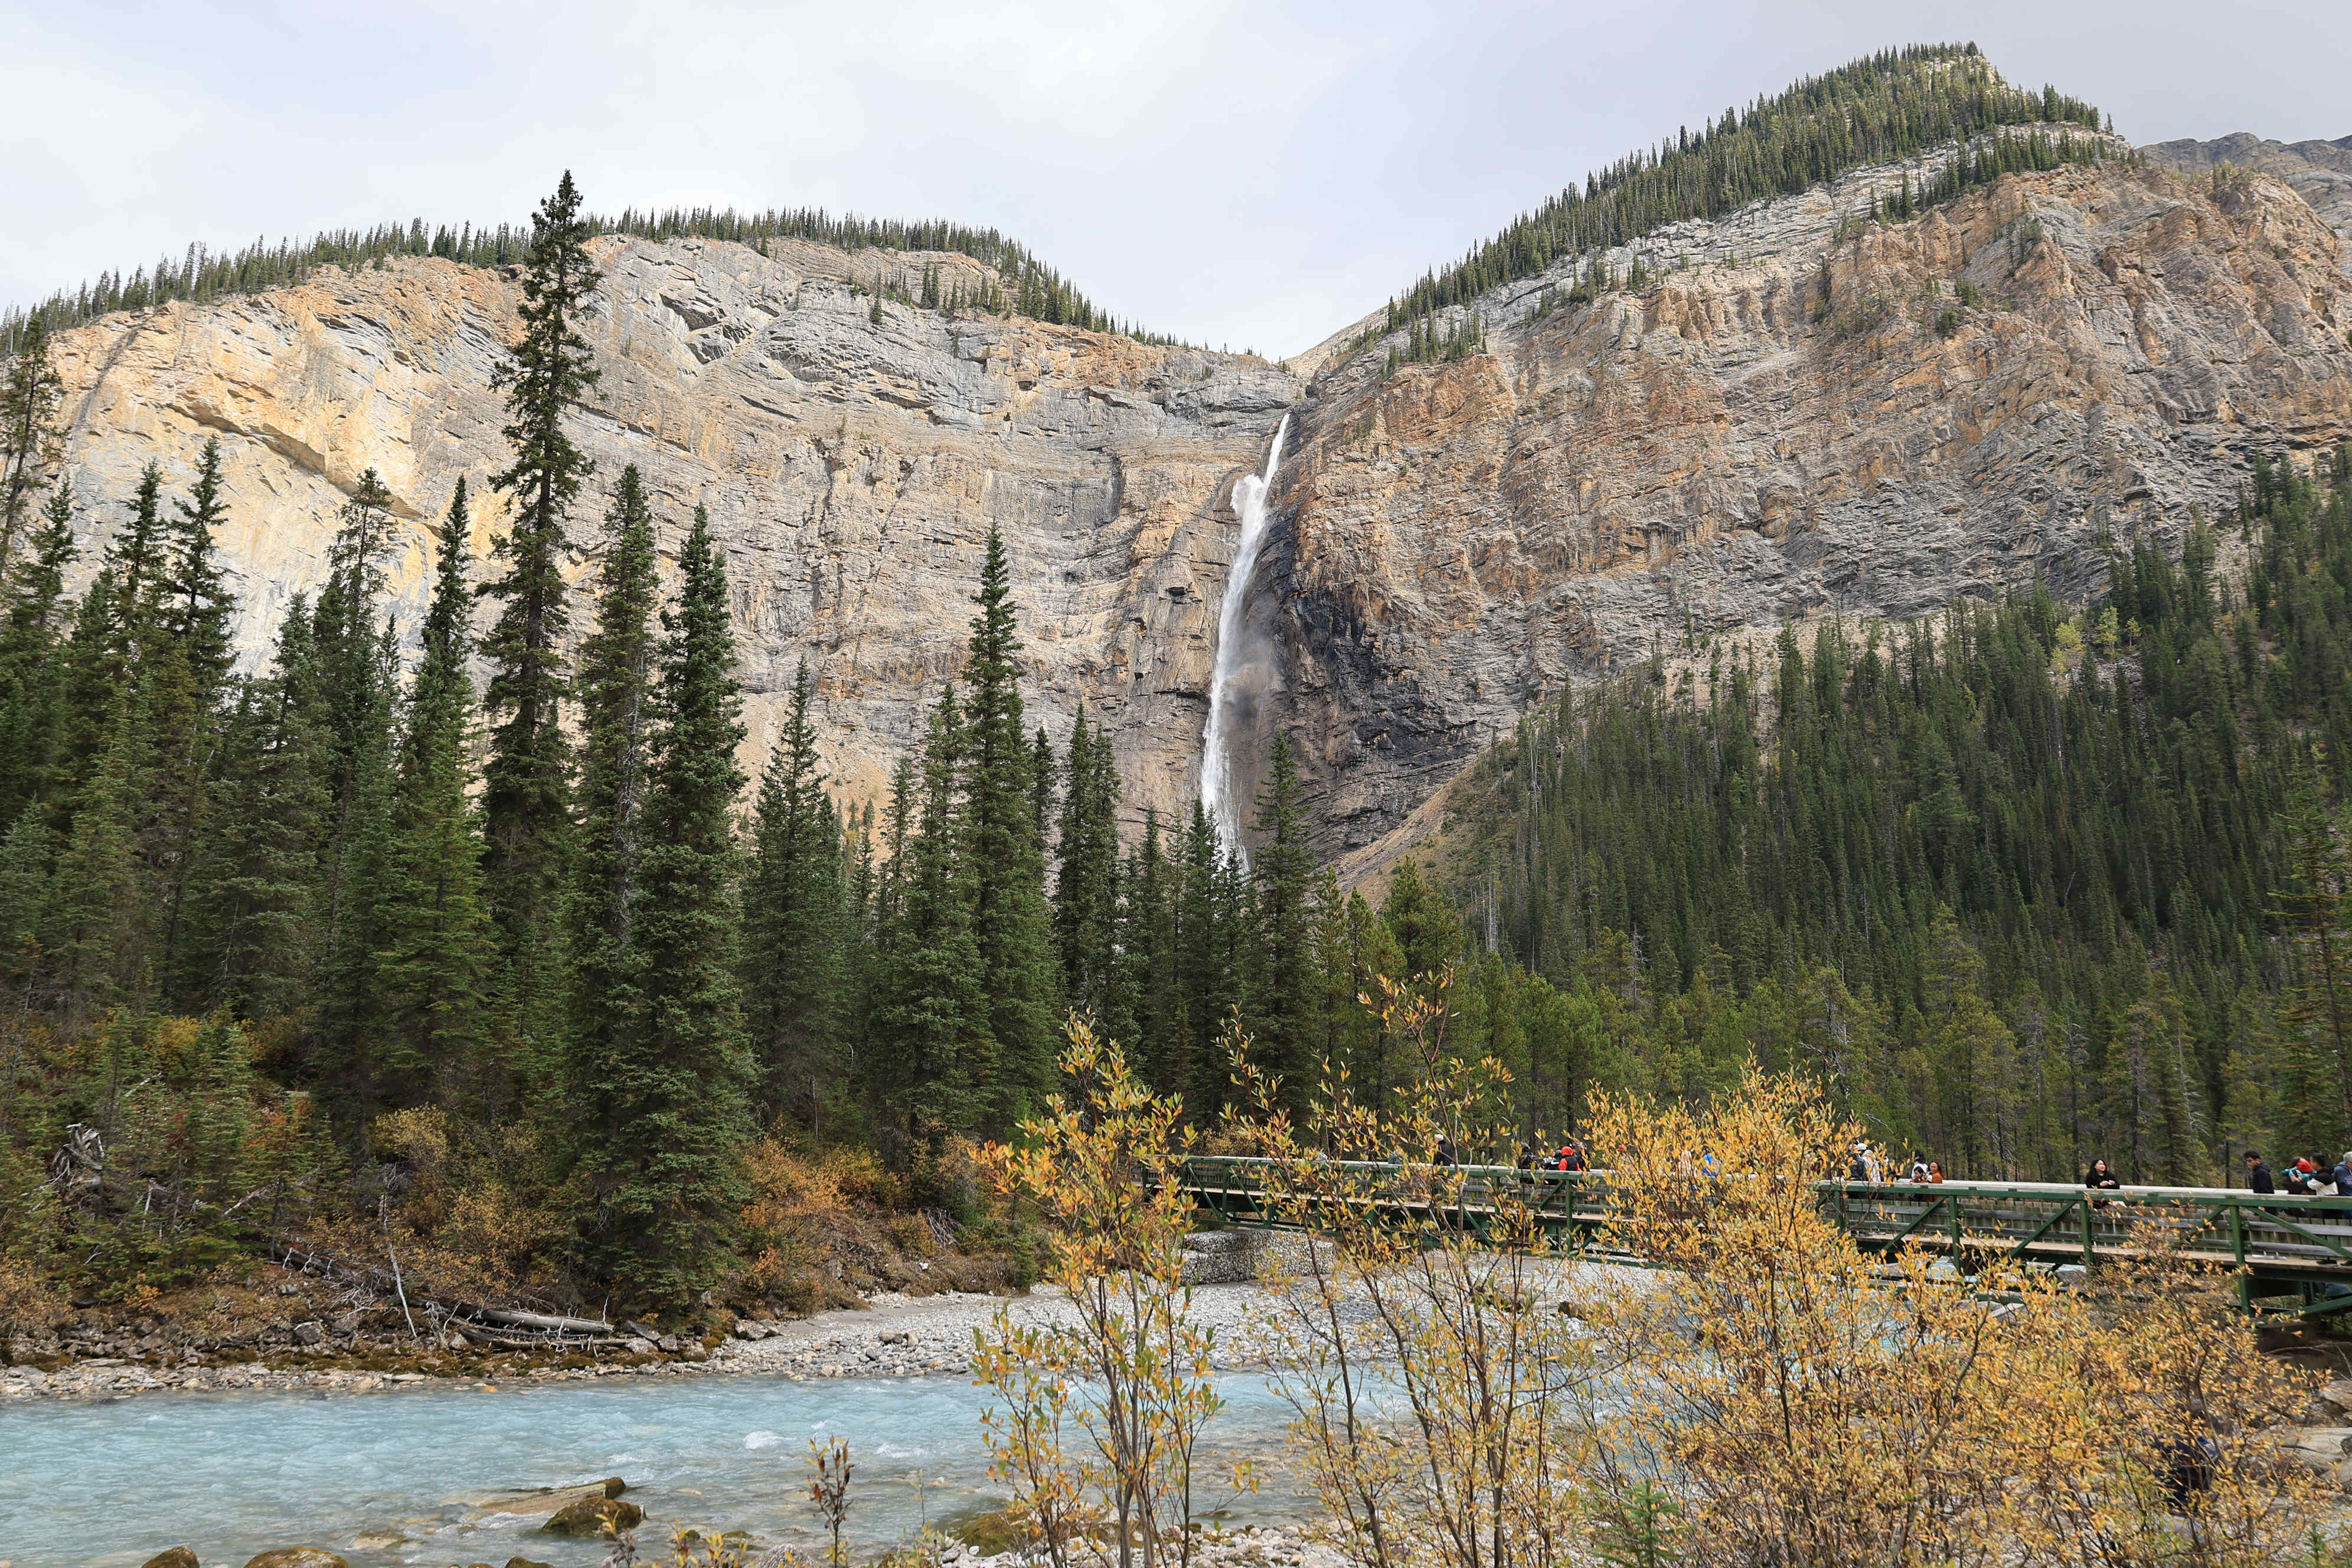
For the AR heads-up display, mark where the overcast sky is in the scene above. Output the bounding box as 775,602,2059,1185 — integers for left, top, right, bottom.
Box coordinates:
5,0,2346,358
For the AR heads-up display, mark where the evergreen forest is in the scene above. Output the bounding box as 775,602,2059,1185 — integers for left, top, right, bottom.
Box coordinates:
1453,447,2352,1187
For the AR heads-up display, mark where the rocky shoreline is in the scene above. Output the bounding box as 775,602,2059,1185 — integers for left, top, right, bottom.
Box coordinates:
0,1276,1327,1403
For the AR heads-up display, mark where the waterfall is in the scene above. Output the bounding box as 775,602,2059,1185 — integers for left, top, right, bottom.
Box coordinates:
1200,413,1291,857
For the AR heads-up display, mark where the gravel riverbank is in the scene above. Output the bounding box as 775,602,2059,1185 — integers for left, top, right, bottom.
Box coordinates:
0,1280,1344,1403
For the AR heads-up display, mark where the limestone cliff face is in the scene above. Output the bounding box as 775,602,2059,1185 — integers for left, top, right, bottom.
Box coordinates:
44,235,1297,815
35,150,2352,864
1256,158,2352,862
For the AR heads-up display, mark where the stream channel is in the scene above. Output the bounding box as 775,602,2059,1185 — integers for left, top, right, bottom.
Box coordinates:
0,1373,1316,1568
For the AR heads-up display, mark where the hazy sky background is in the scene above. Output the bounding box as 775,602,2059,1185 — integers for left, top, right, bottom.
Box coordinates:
5,0,2346,358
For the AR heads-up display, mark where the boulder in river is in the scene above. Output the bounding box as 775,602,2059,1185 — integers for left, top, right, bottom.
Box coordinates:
543,1495,643,1537
140,1549,199,1568
241,1550,348,1568
507,1558,556,1568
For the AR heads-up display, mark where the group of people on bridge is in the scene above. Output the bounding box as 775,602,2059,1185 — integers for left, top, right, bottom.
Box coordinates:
1847,1141,1946,1185
2242,1151,2352,1197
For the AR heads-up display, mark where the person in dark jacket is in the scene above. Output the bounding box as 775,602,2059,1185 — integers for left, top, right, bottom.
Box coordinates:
2245,1151,2276,1194
2084,1159,2121,1192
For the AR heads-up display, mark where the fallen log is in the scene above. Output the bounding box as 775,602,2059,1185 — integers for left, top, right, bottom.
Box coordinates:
468,1308,614,1334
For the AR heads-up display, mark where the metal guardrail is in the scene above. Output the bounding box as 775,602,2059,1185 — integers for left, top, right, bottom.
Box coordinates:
1174,1156,2352,1312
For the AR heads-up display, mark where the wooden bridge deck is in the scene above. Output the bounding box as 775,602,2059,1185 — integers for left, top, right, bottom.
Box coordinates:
1175,1156,2352,1313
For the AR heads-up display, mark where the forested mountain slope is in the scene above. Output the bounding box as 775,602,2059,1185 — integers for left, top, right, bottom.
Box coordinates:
1279,151,2352,863
1423,448,2352,1182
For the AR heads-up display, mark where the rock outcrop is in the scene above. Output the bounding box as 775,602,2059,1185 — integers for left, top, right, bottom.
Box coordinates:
32,148,2352,863
42,235,1295,821
2142,133,2352,259
1259,157,2352,860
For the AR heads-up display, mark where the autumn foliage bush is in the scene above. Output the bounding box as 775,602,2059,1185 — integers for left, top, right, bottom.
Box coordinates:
1198,971,2343,1568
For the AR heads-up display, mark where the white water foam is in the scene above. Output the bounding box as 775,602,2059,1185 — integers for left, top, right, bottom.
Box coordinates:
1199,414,1291,858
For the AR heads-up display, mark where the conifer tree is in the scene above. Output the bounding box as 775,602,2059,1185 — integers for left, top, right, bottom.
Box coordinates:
482,171,599,1047
161,441,236,692
145,443,241,995
0,482,80,821
1920,907,2017,1177
567,465,662,1115
958,526,1056,1125
303,470,403,1103
51,466,167,803
571,505,752,1304
45,689,152,1030
175,621,328,1021
1175,799,1236,1115
0,809,48,985
1123,809,1185,1093
870,688,984,1140
2276,767,2352,1153
308,619,400,1110
1381,857,1465,981
1248,730,1317,1116
1053,707,1125,1031
377,479,494,1107
0,318,64,578
742,658,845,1126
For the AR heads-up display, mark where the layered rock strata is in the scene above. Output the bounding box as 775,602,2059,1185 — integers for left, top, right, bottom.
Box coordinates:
1261,158,2352,860
42,235,1296,817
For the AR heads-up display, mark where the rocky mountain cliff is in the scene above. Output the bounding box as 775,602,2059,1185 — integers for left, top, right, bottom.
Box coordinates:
30,141,2352,865
41,235,1295,817
1263,153,2352,865
2142,133,2352,257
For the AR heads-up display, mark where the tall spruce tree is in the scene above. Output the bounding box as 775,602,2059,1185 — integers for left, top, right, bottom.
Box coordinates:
45,688,152,1030
0,481,80,821
742,658,845,1127
378,480,494,1108
1052,706,1124,1031
144,442,239,999
0,317,64,579
1175,798,1237,1115
1248,730,1317,1116
571,504,752,1305
305,471,403,1108
482,171,599,1051
1123,809,1185,1095
2277,766,2352,1154
567,465,662,1116
175,608,328,1021
958,526,1056,1125
870,688,984,1140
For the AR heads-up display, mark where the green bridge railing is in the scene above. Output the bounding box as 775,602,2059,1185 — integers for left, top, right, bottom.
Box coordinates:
1174,1155,2352,1315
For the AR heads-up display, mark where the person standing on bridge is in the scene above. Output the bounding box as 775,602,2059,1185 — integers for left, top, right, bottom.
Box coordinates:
2244,1151,2276,1194
2085,1159,2121,1197
2334,1152,2352,1196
